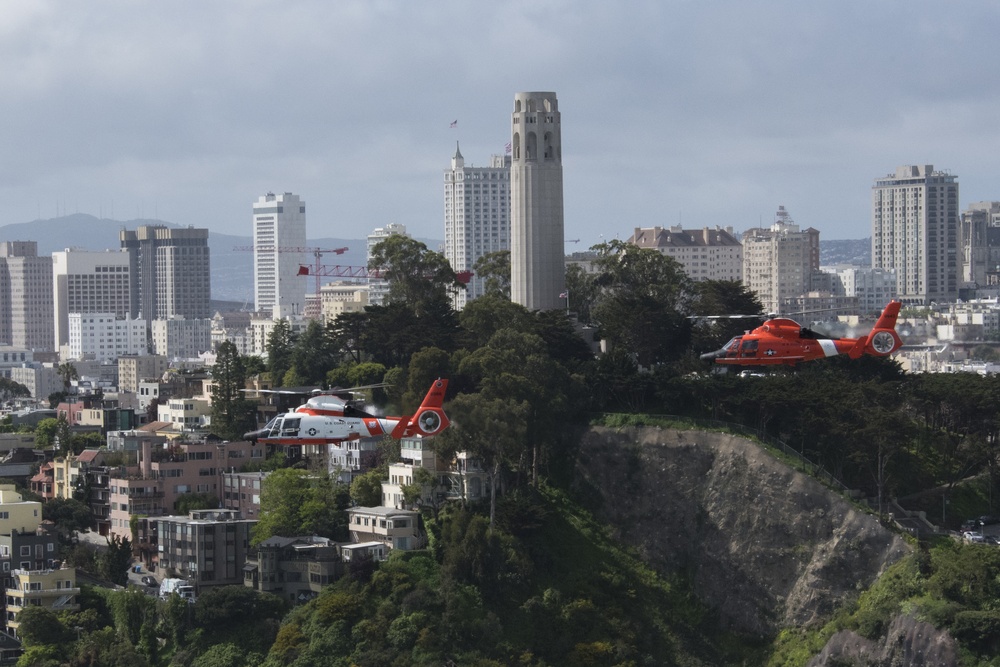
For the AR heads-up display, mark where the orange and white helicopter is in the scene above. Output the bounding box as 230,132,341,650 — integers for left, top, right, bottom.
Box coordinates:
699,301,903,367
243,379,450,445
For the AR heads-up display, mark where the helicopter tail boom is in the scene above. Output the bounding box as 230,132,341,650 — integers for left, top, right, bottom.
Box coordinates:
390,379,450,439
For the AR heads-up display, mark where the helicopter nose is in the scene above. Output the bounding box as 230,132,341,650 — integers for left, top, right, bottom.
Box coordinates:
700,349,723,361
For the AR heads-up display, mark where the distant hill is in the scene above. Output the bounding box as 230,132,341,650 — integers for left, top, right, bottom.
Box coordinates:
821,237,871,266
0,215,442,302
0,215,871,299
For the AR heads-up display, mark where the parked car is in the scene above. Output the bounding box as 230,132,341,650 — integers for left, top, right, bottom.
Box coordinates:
141,575,157,587
978,515,999,526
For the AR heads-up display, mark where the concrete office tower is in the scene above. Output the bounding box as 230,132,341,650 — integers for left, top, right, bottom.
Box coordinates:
444,144,511,310
510,91,565,310
120,225,211,320
872,165,959,306
0,242,53,351
741,206,820,315
52,249,132,348
253,192,307,317
367,223,408,306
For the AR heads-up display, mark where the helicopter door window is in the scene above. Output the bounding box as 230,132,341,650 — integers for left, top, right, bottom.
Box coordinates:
281,418,301,436
740,340,759,357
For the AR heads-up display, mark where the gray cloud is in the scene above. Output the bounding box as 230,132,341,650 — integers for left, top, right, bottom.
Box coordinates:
2,0,999,245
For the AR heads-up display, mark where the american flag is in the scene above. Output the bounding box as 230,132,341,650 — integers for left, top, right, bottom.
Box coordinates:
449,120,458,128
504,141,512,154
559,291,568,299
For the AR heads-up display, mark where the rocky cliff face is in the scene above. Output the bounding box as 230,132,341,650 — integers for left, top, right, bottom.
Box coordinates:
806,615,958,667
575,426,910,636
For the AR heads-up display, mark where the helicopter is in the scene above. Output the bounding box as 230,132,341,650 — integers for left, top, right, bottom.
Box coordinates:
243,379,450,445
699,301,903,367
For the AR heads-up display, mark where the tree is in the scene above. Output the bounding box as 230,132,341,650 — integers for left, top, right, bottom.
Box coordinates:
34,417,59,449
57,362,79,392
175,492,219,515
98,534,133,585
350,468,385,508
252,469,348,545
590,240,693,367
13,605,74,648
290,319,336,385
438,393,529,527
458,295,533,349
42,497,93,537
564,262,599,324
368,235,465,316
266,319,295,389
211,341,258,441
0,377,30,403
472,250,511,298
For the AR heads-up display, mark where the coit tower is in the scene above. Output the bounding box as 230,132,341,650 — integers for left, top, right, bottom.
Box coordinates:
510,91,565,310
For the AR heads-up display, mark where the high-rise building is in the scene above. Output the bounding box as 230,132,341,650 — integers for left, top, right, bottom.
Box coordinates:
510,91,565,310
959,201,1000,287
741,206,820,314
366,223,408,306
0,241,54,351
627,226,742,282
120,225,211,321
253,192,307,317
444,144,511,310
872,165,959,305
51,249,132,348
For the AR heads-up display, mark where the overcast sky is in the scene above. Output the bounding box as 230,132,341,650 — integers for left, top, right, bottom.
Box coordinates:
2,1,998,245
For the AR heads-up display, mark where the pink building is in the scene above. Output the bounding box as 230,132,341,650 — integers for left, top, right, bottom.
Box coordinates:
108,439,264,540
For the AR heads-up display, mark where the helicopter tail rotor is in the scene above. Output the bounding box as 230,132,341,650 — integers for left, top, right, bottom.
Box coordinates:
848,301,903,359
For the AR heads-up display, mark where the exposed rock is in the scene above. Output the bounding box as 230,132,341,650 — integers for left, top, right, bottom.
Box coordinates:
806,614,959,666
575,426,910,636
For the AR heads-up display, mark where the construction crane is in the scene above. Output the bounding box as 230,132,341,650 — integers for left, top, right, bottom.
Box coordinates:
233,245,349,294
298,264,474,285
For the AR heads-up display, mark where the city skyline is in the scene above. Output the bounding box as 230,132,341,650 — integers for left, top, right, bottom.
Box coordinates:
2,3,999,244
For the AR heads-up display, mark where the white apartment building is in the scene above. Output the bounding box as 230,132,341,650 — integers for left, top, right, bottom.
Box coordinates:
742,206,820,314
319,283,369,324
831,267,897,315
52,249,132,349
0,242,53,352
253,192,307,317
366,223,407,306
151,317,212,360
67,313,148,363
444,144,511,310
872,165,959,306
157,397,212,433
627,226,742,282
